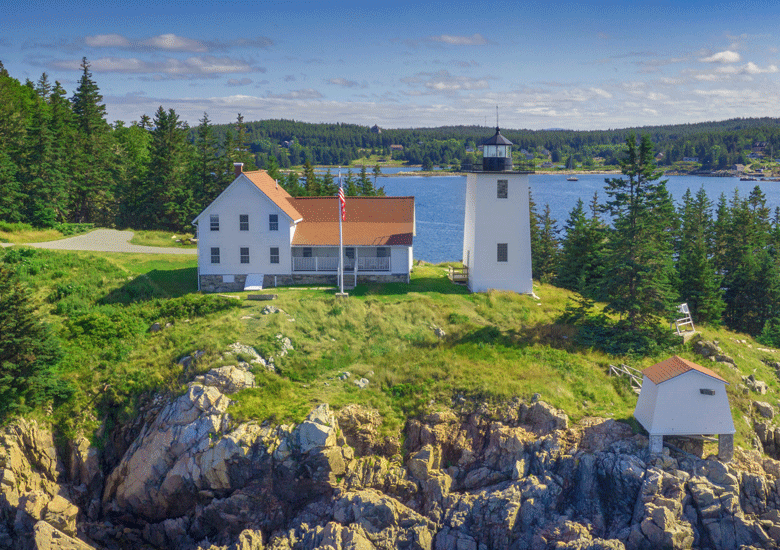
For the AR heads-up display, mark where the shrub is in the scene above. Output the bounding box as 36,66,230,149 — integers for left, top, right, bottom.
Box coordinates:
157,294,241,319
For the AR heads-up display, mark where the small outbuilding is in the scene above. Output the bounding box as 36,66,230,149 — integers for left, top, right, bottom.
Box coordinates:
633,355,735,461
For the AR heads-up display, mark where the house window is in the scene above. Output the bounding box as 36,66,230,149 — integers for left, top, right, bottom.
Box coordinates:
376,247,389,258
303,247,312,258
497,243,508,262
497,180,508,199
269,214,278,231
345,248,355,259
210,214,219,231
240,214,249,231
211,247,220,264
700,388,715,396
240,247,250,264
270,247,280,264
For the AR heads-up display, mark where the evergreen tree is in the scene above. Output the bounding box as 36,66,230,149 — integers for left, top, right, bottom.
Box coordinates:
143,106,194,231
320,169,337,196
302,160,320,196
0,70,30,222
284,170,302,196
600,133,678,331
233,113,257,170
69,57,114,224
0,263,70,417
556,195,605,295
359,165,376,196
345,168,358,196
113,121,151,228
532,204,559,282
676,187,724,324
264,155,281,182
193,112,221,207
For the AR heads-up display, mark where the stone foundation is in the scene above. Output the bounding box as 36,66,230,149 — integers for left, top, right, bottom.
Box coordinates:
200,275,247,293
200,273,409,292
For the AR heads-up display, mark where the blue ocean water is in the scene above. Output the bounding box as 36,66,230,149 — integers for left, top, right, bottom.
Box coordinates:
379,173,780,264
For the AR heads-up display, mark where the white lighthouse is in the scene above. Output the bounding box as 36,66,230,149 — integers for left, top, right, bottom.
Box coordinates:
462,127,533,294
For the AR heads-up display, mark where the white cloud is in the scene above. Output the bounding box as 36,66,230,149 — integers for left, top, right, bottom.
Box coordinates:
266,89,323,99
700,50,741,63
589,87,612,99
430,34,487,46
85,34,131,48
51,56,259,77
401,70,489,94
141,34,208,52
327,78,359,88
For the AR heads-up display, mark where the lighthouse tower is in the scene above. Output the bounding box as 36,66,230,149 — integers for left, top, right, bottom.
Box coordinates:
462,127,533,294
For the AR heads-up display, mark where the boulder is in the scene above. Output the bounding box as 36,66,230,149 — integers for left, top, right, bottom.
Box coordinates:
32,521,96,550
199,365,256,394
753,401,775,419
519,401,569,433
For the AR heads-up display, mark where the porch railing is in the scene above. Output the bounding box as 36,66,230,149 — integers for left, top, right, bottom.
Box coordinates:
292,256,390,272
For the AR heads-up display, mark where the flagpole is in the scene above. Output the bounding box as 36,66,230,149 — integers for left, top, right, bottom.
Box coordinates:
338,167,344,294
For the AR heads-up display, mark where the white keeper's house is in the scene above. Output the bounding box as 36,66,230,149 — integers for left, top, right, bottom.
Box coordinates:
192,164,415,292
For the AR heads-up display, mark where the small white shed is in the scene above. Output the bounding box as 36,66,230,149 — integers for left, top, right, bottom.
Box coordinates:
634,355,735,460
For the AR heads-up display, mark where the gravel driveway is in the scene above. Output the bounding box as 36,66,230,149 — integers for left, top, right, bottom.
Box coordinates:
0,229,197,255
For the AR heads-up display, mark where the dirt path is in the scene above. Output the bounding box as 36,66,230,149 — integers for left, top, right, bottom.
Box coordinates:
0,229,197,255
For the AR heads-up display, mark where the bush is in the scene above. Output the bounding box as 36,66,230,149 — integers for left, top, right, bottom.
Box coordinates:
157,294,241,319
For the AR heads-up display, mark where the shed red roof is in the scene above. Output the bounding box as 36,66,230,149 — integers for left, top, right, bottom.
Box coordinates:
243,170,302,222
642,355,728,385
290,196,414,247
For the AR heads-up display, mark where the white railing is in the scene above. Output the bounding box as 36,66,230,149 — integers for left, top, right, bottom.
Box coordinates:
292,255,390,272
292,256,339,272
357,257,390,271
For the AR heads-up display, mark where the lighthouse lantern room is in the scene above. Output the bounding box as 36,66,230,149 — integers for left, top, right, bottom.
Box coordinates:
462,126,533,294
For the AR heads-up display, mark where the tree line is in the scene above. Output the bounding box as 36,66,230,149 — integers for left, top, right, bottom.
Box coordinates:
530,133,780,353
0,60,383,233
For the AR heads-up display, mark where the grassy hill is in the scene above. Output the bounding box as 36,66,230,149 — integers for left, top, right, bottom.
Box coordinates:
2,247,777,450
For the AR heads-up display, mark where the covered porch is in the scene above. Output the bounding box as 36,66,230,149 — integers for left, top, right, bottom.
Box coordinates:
291,246,391,273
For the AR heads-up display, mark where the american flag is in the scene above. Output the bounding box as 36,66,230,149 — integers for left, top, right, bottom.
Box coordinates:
338,180,346,221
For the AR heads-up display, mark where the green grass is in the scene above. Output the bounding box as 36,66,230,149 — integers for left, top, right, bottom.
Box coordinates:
3,249,777,453
128,230,196,248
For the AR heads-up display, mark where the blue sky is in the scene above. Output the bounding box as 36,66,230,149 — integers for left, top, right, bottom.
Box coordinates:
2,0,779,130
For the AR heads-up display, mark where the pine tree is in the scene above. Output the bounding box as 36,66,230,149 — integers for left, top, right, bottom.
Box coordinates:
358,165,375,196
194,112,221,207
302,161,320,196
69,58,114,224
600,133,678,331
144,106,194,231
556,195,605,296
345,168,358,196
532,204,559,283
284,170,302,196
0,264,69,417
676,187,724,324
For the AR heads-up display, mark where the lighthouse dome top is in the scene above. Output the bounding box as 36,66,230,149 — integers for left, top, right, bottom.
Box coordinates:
482,127,513,147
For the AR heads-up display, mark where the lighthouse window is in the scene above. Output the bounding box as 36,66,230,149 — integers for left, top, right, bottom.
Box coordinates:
497,243,508,262
497,180,508,199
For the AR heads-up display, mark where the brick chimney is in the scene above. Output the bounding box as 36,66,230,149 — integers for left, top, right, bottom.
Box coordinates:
233,162,244,177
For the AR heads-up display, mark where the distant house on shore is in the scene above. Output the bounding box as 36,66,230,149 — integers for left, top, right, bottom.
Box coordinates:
682,157,699,163
390,144,404,152
192,164,415,292
633,355,735,461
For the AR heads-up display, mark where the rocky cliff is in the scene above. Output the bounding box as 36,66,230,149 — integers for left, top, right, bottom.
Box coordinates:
2,361,780,550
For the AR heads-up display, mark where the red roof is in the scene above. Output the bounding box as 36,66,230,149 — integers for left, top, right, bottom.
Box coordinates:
290,196,414,247
243,170,302,222
642,355,728,385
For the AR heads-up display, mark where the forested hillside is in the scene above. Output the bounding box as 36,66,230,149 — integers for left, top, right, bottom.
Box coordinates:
2,56,780,231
